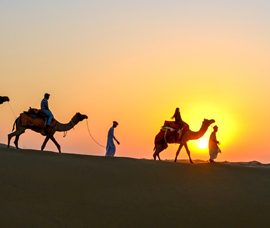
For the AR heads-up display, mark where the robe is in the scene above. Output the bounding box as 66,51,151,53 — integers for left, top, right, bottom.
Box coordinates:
209,131,221,160
105,127,118,157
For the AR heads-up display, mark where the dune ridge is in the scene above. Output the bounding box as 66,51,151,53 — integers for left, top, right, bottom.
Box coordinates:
0,143,270,227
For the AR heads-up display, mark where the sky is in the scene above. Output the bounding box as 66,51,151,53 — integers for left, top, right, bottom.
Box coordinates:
1,0,270,162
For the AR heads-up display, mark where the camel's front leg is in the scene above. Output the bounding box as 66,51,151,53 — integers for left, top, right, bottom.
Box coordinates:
41,136,50,151
184,143,193,164
50,135,61,153
174,144,184,162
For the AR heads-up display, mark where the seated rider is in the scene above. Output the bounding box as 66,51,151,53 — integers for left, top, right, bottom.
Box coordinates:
41,93,53,127
171,107,183,129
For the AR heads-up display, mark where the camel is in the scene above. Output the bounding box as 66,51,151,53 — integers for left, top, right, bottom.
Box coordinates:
8,112,88,153
0,96,9,104
153,119,215,163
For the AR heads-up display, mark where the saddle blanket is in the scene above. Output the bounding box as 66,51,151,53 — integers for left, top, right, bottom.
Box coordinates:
155,121,189,143
20,111,56,130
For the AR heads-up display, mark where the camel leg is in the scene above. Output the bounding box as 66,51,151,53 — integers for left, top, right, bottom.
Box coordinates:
41,136,50,151
8,130,25,148
153,149,162,161
14,134,23,149
153,147,161,160
184,143,193,164
174,144,184,162
50,136,61,153
153,142,165,161
153,144,159,160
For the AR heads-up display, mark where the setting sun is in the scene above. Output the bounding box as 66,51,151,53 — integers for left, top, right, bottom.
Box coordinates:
198,139,208,149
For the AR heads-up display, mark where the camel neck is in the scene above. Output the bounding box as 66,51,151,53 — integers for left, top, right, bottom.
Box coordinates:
189,123,210,140
56,116,78,132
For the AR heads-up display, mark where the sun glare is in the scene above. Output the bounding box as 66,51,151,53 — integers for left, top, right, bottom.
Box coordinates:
198,139,208,149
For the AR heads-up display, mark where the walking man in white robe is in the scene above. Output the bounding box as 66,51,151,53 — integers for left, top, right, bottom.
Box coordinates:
105,121,120,157
209,125,221,162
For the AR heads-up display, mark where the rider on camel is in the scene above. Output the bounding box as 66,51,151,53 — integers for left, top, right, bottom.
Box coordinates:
171,107,183,129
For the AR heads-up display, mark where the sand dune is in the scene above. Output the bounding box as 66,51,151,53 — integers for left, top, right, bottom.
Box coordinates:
0,143,270,228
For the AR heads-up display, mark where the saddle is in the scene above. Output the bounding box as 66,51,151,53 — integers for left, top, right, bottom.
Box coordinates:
20,108,56,131
26,108,48,119
155,121,189,143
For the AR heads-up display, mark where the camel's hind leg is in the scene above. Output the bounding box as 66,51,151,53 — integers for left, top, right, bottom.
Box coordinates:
174,144,184,162
8,130,25,149
153,141,168,161
153,147,162,161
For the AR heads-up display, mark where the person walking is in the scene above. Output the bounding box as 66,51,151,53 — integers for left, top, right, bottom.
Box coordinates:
209,125,221,162
105,121,120,157
41,93,53,127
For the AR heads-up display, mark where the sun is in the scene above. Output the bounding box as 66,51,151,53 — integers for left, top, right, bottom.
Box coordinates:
198,139,208,149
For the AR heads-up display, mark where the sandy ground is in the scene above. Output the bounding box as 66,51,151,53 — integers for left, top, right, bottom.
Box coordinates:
0,143,270,228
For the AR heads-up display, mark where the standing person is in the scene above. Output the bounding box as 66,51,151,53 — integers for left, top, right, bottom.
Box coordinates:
41,93,53,127
105,121,120,157
171,107,183,129
209,125,221,162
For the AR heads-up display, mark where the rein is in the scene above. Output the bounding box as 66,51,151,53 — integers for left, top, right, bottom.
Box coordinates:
8,103,17,119
63,120,75,137
86,119,105,148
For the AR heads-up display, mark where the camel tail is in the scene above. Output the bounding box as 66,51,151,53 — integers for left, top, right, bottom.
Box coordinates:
153,136,157,151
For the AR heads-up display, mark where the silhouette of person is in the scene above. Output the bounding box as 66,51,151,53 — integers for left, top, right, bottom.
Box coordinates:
171,107,183,129
105,121,120,157
209,125,221,162
41,93,53,127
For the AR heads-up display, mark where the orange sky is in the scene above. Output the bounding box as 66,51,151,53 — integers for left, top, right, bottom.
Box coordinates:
1,1,270,162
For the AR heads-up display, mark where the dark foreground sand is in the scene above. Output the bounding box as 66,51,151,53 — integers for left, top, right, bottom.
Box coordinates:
1,143,270,228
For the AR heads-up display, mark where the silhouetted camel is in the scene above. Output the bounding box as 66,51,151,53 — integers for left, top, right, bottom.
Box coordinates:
0,96,9,104
8,112,88,153
153,119,215,163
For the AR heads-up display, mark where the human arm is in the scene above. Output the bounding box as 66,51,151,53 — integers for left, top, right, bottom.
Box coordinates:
113,135,120,145
109,128,120,145
211,138,220,145
210,132,220,145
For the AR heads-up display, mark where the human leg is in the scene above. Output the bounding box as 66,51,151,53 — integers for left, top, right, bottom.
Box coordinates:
43,110,53,125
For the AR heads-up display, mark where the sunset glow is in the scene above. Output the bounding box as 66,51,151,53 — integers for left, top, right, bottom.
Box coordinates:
1,1,270,162
198,139,208,149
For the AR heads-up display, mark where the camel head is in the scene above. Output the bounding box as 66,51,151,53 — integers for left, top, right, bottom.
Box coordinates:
203,119,215,127
75,112,88,122
0,96,9,104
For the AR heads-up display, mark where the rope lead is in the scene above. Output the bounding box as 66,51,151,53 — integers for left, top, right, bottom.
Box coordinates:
86,119,106,148
8,103,17,119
